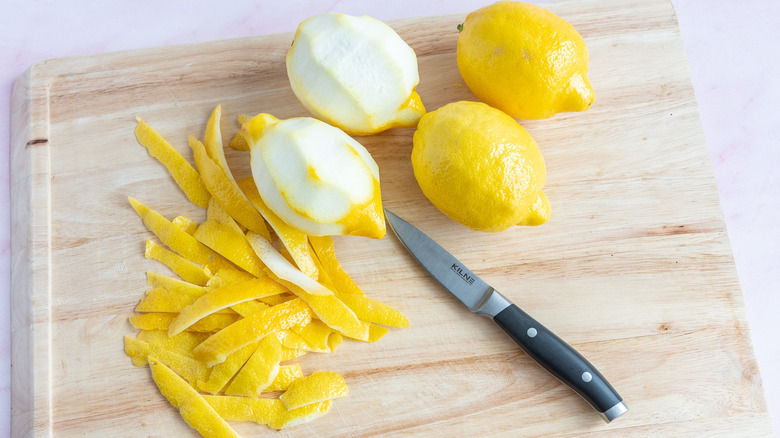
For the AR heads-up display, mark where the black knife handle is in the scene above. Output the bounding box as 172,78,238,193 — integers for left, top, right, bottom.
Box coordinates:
493,304,627,422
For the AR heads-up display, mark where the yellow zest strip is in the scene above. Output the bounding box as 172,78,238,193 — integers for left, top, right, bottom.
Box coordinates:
278,330,309,351
228,114,250,151
282,329,340,353
265,364,304,392
169,276,287,336
259,292,296,307
229,131,249,151
247,233,331,296
191,298,311,367
189,136,271,240
129,313,239,332
147,272,206,298
172,216,197,235
145,239,210,286
239,177,318,278
329,333,344,353
280,372,348,410
137,330,208,357
194,221,265,278
124,337,209,384
134,118,210,208
130,197,231,270
204,105,243,189
198,341,259,394
204,395,284,425
146,271,261,316
291,320,334,351
338,293,409,328
368,324,389,342
225,334,283,396
348,323,389,343
203,106,228,170
147,357,240,438
265,270,368,341
230,300,269,318
309,235,364,296
207,198,245,235
269,400,332,430
207,267,255,289
135,287,233,314
281,347,307,362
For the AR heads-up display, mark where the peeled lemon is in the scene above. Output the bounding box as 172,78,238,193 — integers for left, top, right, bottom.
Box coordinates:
242,113,385,239
412,101,550,232
286,12,426,135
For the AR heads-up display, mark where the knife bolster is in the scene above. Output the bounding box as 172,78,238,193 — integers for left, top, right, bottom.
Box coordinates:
474,289,512,317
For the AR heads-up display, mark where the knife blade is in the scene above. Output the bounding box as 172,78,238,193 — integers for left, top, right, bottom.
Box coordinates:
385,209,628,423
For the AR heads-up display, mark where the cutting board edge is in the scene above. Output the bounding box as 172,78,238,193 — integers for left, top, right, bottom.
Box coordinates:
10,63,54,438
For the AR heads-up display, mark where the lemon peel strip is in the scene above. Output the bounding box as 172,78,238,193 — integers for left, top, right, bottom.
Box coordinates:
147,357,240,438
190,136,271,240
193,220,266,278
337,293,409,328
203,395,284,425
134,118,211,208
145,238,210,286
197,341,260,394
147,272,207,298
278,329,310,351
172,215,198,235
291,320,334,351
308,235,364,295
230,300,269,318
130,197,230,270
269,400,333,430
280,371,348,410
136,330,208,357
246,232,331,296
224,334,282,396
204,268,271,317
169,276,287,336
259,293,296,307
191,298,311,367
281,347,307,362
207,197,245,235
266,364,304,392
129,312,239,332
265,269,368,341
207,267,255,288
203,105,230,175
135,287,234,315
124,336,209,384
229,114,251,151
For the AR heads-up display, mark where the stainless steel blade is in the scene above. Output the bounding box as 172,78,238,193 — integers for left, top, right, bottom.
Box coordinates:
385,209,496,312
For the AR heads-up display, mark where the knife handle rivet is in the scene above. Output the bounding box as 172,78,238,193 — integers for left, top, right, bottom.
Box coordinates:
581,372,593,383
526,327,538,338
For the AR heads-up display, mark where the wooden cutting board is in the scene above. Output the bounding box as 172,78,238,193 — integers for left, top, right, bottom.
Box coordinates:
10,0,774,436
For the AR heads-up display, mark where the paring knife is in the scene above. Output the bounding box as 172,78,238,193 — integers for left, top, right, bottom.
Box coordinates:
385,210,628,423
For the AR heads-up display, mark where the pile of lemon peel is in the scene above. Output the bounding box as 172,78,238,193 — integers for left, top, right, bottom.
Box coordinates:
128,107,408,436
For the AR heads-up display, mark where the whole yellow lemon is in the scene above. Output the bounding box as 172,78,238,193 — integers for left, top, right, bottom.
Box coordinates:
412,101,550,232
456,1,594,120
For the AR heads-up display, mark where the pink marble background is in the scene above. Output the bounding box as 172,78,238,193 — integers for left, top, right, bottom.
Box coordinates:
1,0,778,435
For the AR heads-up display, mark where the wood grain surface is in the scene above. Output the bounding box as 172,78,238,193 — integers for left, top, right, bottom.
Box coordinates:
10,0,774,436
